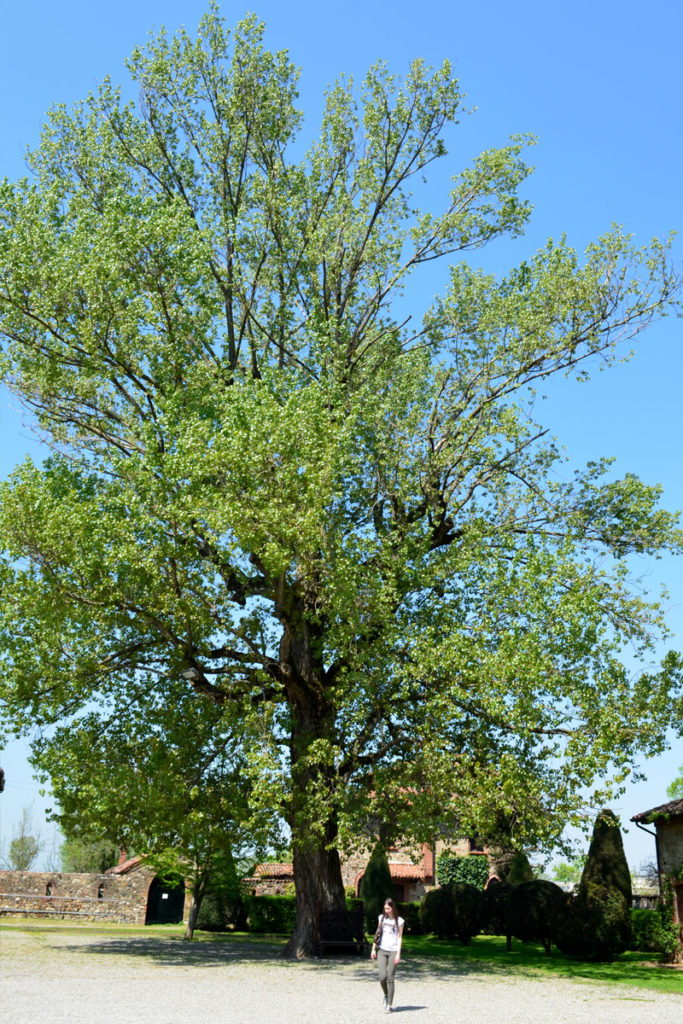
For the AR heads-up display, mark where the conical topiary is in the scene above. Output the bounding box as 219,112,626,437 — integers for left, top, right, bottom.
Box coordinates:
554,882,631,961
360,843,394,933
580,809,632,905
554,808,632,960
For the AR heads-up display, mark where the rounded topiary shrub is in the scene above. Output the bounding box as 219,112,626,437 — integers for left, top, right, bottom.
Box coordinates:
420,885,454,938
555,883,631,961
450,882,484,944
398,901,423,935
507,880,566,955
482,878,512,937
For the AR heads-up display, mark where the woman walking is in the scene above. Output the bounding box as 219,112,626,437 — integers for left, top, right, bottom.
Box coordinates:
371,897,404,1013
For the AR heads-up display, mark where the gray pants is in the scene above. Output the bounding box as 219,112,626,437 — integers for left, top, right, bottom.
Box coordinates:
377,949,398,1005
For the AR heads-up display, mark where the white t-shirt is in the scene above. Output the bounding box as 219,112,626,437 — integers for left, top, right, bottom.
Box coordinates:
377,914,404,952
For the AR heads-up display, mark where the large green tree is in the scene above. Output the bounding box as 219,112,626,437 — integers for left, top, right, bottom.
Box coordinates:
0,8,681,956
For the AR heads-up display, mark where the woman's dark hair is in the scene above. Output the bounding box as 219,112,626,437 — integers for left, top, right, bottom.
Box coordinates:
383,897,399,924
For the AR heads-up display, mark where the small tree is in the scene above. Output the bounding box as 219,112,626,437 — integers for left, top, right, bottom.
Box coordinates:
552,858,585,886
360,844,394,933
2,806,42,870
637,858,660,888
8,834,40,871
34,682,280,940
555,809,633,961
506,851,535,885
60,836,119,873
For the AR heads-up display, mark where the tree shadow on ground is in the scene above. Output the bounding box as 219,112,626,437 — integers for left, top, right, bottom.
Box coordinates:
60,936,294,968
56,935,680,993
56,936,501,978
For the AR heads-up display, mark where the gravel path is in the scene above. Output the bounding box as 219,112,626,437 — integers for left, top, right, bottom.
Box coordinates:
1,927,681,1024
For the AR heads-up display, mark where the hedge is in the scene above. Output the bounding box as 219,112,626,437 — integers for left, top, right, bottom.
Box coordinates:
397,901,423,935
629,907,680,959
243,894,297,934
436,854,489,890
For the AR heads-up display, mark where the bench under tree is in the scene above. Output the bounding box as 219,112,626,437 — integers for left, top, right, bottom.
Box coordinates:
315,908,368,956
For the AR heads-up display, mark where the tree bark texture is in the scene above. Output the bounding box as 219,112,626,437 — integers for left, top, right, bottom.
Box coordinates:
280,609,347,957
184,889,202,941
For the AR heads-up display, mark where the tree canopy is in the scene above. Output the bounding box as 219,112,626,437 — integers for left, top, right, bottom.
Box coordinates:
59,836,119,874
0,7,681,955
37,675,280,938
666,767,683,800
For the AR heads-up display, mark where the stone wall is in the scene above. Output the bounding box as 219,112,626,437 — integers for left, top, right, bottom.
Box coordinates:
341,838,480,897
0,867,156,923
657,817,683,878
246,876,293,896
247,838,493,904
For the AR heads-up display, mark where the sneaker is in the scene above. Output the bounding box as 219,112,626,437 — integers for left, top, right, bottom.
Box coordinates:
382,996,388,1010
384,1007,392,1014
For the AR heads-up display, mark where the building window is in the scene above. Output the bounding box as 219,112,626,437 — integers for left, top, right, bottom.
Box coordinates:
45,883,53,897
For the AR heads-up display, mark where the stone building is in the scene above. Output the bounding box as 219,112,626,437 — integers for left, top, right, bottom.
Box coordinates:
631,797,683,957
247,837,488,903
0,852,190,924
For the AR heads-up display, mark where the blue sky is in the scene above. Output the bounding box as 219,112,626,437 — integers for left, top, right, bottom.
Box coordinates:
1,1,681,870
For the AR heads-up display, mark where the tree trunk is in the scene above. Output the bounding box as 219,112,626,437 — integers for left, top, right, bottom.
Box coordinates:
280,606,347,958
183,892,201,937
184,878,206,941
285,827,347,958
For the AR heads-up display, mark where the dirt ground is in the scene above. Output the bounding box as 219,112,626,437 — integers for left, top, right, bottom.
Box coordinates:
1,926,681,1024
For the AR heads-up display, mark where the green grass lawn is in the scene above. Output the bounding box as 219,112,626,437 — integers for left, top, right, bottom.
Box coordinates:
402,933,683,996
2,921,681,995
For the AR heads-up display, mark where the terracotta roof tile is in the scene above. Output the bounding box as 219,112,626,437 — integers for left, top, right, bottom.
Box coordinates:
631,798,683,823
388,862,426,880
254,862,294,878
107,856,145,875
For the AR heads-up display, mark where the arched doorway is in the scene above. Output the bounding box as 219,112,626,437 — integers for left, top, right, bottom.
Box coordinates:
145,876,185,925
